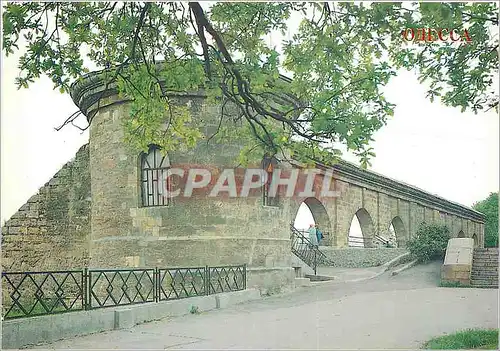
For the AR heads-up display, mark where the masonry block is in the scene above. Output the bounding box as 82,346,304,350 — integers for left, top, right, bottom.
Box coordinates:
114,308,136,329
441,238,474,285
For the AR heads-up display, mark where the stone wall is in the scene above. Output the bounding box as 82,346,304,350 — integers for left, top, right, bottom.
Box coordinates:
1,144,91,271
321,248,408,268
85,96,295,291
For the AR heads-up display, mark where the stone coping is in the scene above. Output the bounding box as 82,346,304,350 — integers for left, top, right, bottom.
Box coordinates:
68,62,296,118
290,158,484,222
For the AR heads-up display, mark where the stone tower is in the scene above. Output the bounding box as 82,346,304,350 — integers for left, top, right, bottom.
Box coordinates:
70,71,297,292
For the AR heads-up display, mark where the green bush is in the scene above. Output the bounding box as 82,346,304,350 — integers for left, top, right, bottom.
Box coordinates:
473,192,498,248
407,223,450,263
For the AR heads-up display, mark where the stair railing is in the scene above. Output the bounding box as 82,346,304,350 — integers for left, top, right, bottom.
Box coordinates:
290,224,333,274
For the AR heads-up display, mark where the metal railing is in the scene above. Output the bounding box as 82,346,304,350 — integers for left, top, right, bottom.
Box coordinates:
2,270,85,319
87,268,156,309
290,225,332,274
2,264,246,320
348,235,394,248
348,236,366,247
374,234,395,248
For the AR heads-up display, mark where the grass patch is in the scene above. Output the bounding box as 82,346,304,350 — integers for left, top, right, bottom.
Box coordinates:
4,298,80,319
439,281,472,288
422,329,498,349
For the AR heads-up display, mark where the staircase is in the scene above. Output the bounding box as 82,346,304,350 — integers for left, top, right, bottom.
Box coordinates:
471,248,498,288
290,225,332,275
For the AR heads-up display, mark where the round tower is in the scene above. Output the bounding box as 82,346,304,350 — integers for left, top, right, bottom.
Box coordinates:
70,70,296,292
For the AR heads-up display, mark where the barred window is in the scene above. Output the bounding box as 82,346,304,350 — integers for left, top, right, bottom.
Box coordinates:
262,156,279,207
140,145,171,207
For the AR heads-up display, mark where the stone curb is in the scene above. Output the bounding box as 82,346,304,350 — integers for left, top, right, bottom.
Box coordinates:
2,289,261,350
391,259,419,276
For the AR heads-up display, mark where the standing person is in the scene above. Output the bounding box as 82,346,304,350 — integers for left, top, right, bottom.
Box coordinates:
316,225,323,246
308,224,318,248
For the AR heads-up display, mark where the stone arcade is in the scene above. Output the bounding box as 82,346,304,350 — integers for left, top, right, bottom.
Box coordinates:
1,69,485,292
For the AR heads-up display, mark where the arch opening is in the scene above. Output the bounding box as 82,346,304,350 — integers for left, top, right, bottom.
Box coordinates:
348,208,375,248
457,230,465,238
472,234,478,247
293,197,332,246
381,216,406,248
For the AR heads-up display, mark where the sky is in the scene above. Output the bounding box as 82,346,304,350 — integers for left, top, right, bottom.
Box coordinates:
1,6,499,235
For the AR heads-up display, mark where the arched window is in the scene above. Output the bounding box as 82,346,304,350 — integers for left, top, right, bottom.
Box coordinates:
140,145,171,207
262,156,279,207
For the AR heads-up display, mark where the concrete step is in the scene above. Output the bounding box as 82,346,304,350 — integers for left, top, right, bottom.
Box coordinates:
472,256,498,261
471,261,498,266
473,258,498,261
470,279,498,286
474,248,499,252
470,284,498,289
472,257,498,261
470,284,499,289
473,252,499,256
473,253,498,256
471,264,498,269
472,257,498,263
472,266,498,270
472,265,498,269
304,274,335,282
471,272,498,278
471,270,498,275
472,263,498,268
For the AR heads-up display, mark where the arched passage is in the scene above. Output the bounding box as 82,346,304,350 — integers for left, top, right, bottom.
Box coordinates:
348,208,375,248
293,197,332,245
457,230,465,238
385,216,406,248
472,234,478,247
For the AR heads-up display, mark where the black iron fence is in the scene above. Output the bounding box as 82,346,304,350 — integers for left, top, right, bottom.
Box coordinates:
2,264,246,320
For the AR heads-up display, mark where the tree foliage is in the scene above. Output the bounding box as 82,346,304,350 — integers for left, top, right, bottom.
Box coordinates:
3,2,498,166
407,223,451,263
473,192,498,248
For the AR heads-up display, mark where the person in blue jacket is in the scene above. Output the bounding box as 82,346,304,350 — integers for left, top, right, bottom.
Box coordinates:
316,225,324,245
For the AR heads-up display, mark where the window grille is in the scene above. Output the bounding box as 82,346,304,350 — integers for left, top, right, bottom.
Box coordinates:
140,145,170,207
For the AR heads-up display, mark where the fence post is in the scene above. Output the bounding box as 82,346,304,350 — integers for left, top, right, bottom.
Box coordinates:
154,267,158,303
314,251,317,276
243,264,247,290
205,265,209,296
83,268,89,310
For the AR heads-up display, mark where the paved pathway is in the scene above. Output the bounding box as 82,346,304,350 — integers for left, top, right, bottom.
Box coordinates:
33,261,498,350
315,265,383,281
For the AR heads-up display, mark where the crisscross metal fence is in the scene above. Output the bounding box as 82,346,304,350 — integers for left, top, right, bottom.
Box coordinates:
2,264,246,320
2,270,84,319
87,268,156,309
